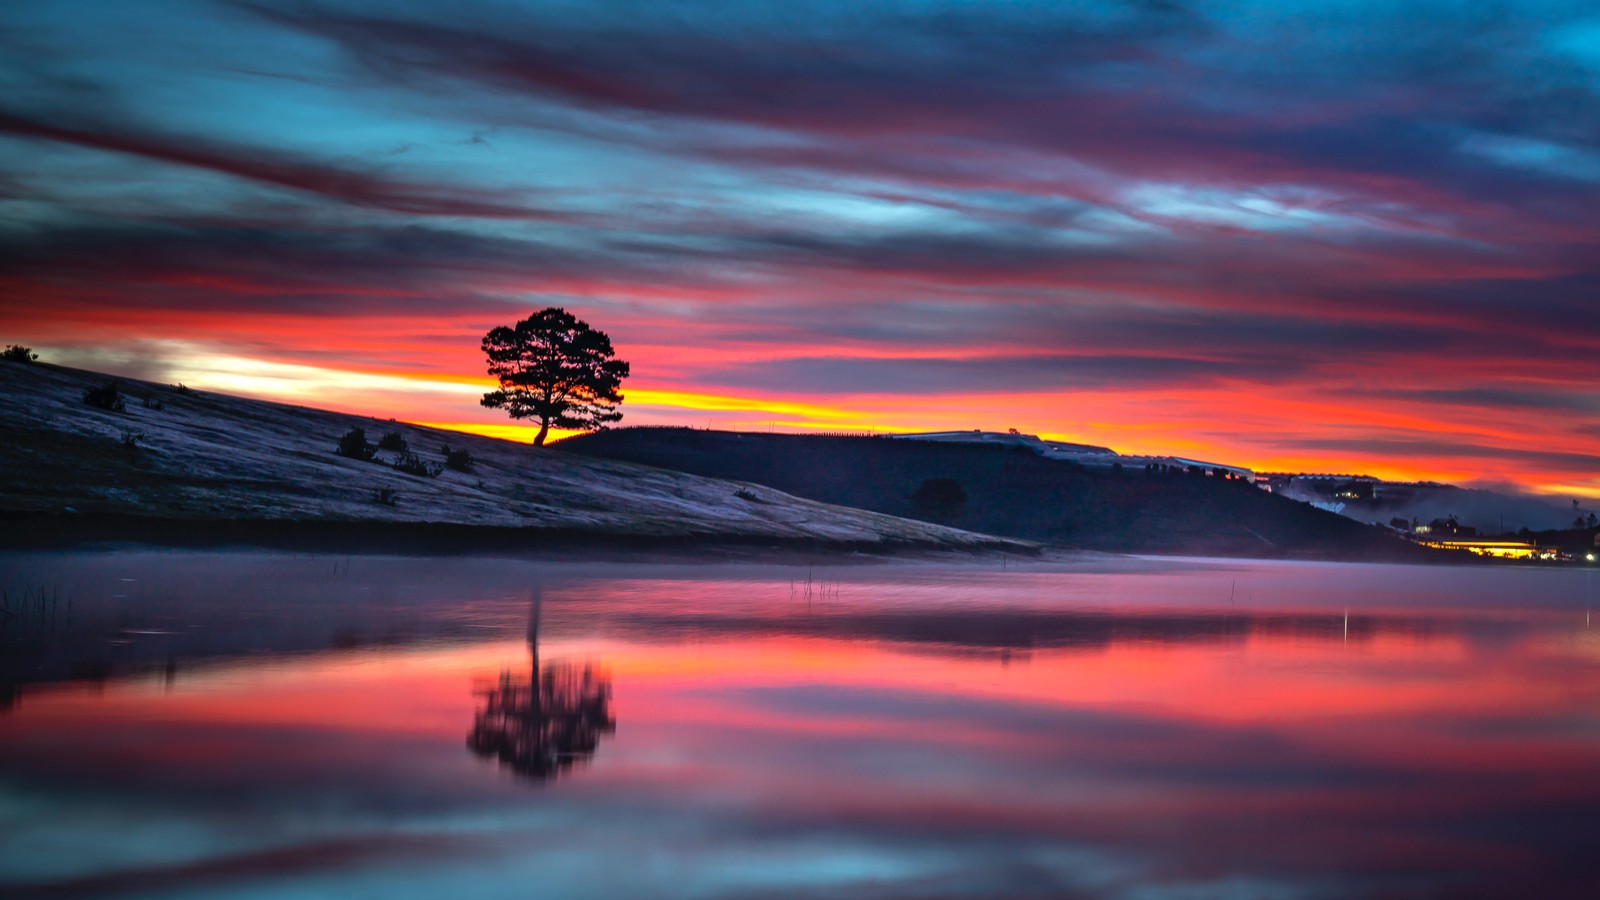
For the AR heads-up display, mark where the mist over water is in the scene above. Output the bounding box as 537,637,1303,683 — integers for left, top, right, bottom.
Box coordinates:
3,551,1599,898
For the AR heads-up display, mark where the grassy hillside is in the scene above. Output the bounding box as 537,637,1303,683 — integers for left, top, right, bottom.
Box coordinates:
0,361,1029,553
560,427,1431,559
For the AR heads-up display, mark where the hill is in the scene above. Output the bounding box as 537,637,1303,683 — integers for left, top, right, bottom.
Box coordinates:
1277,479,1590,534
0,361,1029,554
559,428,1431,560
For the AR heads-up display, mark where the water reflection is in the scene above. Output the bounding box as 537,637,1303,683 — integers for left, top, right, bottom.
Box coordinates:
467,594,615,782
4,553,1600,898
597,606,1441,654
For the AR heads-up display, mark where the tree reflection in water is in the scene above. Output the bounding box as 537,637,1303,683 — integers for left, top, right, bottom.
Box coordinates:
467,592,615,782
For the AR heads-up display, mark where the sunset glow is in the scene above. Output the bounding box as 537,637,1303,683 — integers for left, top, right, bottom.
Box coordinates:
3,1,1598,495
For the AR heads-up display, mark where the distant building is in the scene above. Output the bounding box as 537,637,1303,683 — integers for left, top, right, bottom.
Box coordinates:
1257,473,1377,500
1426,517,1476,537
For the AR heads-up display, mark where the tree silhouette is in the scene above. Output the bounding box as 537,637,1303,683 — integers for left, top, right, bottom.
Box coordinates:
467,592,615,782
480,308,630,446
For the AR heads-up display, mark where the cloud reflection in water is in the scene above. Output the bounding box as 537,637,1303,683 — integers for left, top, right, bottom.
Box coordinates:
2,554,1600,897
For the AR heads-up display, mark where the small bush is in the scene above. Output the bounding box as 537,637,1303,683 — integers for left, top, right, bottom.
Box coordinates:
173,383,192,394
377,431,409,452
393,452,442,477
120,430,144,448
142,397,164,410
3,345,38,363
372,488,399,506
734,488,759,501
83,382,126,412
440,445,474,472
336,427,375,461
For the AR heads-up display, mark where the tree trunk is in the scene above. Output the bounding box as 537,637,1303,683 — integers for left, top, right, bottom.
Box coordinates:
533,419,550,445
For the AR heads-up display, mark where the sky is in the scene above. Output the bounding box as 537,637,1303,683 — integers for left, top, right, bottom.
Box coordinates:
2,0,1599,497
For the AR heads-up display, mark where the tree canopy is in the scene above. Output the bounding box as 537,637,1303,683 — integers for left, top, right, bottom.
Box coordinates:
480,307,630,445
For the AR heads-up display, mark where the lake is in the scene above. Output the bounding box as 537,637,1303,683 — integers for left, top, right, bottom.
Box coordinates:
3,551,1599,898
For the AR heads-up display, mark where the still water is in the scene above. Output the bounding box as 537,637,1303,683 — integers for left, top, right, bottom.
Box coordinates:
2,551,1598,898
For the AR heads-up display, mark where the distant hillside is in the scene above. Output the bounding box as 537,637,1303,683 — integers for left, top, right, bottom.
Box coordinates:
1279,480,1589,534
560,428,1432,560
0,361,1028,554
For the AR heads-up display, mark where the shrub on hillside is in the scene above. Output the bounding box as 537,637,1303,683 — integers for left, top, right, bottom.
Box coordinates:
377,431,409,452
372,488,399,505
440,444,474,472
336,427,376,461
393,452,442,477
83,382,126,412
3,345,38,363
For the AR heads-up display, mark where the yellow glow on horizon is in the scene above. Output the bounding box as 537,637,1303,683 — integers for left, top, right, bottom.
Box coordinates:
409,422,583,444
146,346,1600,499
169,351,480,400
625,388,874,423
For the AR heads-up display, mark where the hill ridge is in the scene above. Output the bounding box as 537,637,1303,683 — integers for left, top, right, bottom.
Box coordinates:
0,361,1029,553
559,426,1432,560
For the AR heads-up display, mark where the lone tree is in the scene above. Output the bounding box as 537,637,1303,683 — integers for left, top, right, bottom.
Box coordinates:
480,307,630,446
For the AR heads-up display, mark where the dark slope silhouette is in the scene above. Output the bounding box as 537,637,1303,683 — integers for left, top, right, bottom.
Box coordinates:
0,361,1028,553
559,428,1431,559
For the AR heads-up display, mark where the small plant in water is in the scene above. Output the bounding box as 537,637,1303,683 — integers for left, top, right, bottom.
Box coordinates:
83,382,126,412
0,585,71,639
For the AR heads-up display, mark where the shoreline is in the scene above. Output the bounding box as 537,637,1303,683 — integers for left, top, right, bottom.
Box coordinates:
0,511,1041,563
4,512,1564,569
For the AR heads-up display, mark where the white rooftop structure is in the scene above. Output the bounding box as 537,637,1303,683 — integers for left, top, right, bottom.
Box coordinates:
889,430,1115,458
889,430,1254,480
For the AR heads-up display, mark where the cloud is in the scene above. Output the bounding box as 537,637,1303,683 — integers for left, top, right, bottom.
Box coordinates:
1260,436,1600,476
0,108,563,219
241,1,1600,225
1357,387,1600,416
3,0,1599,490
0,219,670,310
